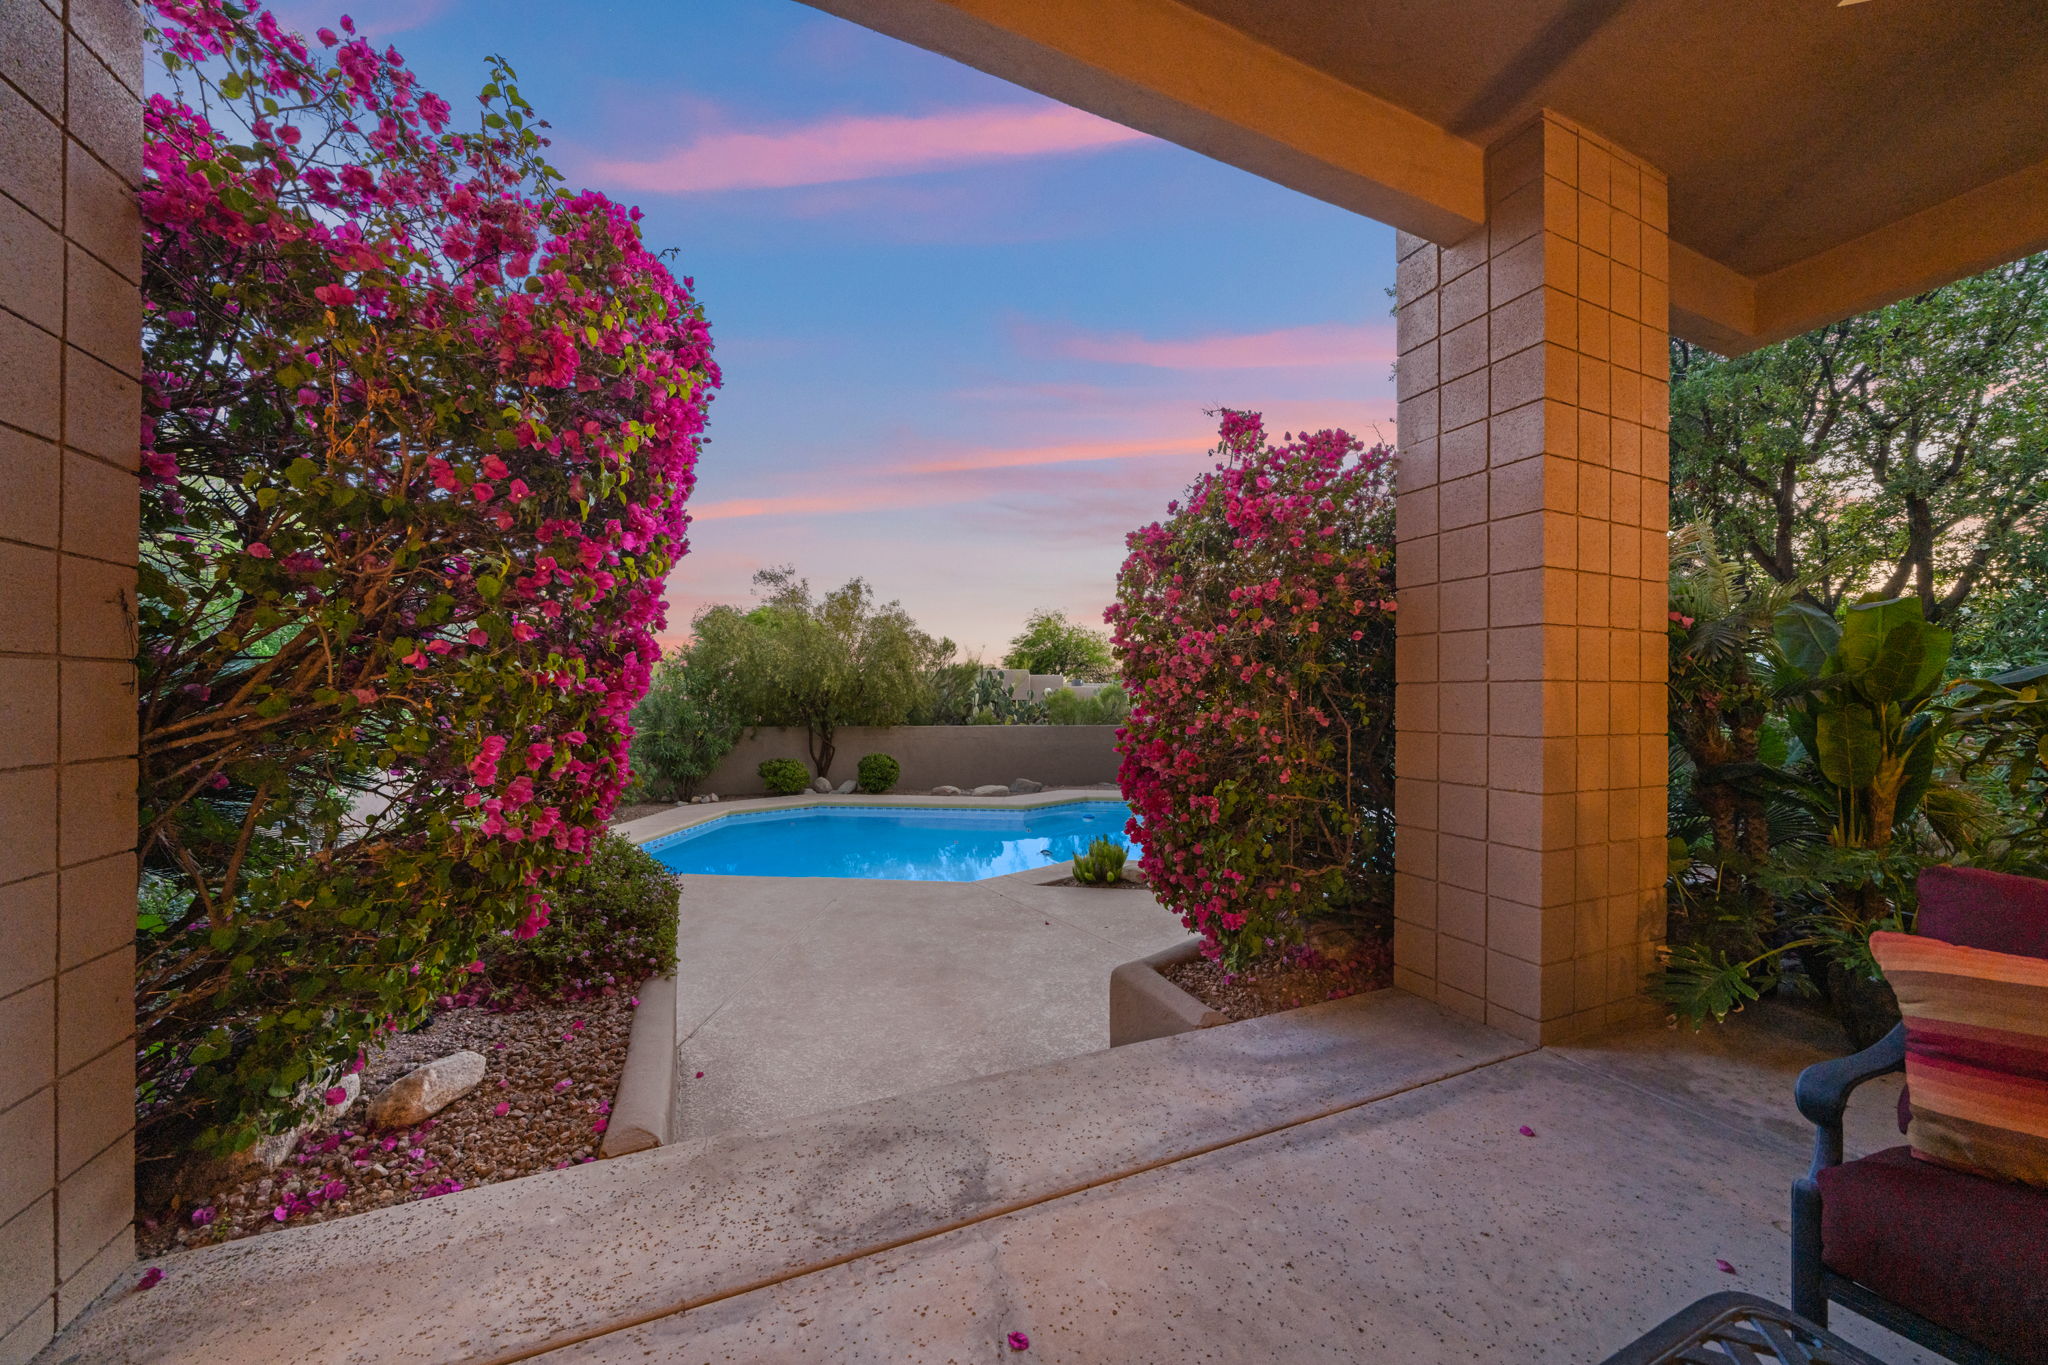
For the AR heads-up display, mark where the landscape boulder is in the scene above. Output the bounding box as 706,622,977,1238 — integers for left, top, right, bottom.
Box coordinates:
811,777,832,794
367,1050,488,1130
835,779,856,794
931,785,963,796
971,784,1010,798
1010,778,1045,794
248,1072,360,1170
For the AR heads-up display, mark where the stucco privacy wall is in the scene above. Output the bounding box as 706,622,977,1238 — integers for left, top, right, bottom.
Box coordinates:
0,0,145,1358
695,726,1122,795
1392,112,1670,1045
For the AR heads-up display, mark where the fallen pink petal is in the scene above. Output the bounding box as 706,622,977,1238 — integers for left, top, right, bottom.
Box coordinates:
1716,1259,1737,1275
135,1268,165,1291
1007,1331,1030,1351
1518,1126,1536,1137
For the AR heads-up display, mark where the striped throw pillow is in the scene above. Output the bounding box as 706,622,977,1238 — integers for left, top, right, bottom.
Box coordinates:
1869,930,2048,1189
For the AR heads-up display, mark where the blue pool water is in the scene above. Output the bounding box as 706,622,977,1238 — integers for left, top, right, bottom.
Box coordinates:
643,800,1136,881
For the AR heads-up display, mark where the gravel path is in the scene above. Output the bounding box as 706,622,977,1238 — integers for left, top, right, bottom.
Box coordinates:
142,992,637,1256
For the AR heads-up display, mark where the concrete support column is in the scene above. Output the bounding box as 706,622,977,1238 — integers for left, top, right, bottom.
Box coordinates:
1390,112,1671,1044
0,0,144,1358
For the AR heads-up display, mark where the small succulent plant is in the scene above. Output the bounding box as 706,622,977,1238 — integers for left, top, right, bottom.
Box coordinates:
1071,836,1127,885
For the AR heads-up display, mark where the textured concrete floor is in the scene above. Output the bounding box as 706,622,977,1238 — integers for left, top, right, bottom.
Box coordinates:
547,1004,1937,1365
667,863,1193,1142
39,991,1939,1365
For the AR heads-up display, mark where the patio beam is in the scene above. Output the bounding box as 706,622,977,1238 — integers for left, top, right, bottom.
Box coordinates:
797,0,1488,246
1747,154,2048,351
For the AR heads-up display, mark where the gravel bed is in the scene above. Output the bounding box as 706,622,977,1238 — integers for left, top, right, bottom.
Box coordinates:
1163,950,1388,1022
141,992,637,1257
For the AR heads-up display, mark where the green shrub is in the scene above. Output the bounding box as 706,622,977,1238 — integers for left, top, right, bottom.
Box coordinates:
629,654,741,801
1045,684,1131,725
759,758,810,795
856,753,901,794
1071,836,1128,885
486,835,679,1001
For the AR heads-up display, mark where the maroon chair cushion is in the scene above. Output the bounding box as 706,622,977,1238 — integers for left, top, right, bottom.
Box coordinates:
1917,866,2048,958
1818,1145,2048,1360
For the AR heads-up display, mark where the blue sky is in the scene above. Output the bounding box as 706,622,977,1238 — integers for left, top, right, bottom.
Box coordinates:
284,0,1398,657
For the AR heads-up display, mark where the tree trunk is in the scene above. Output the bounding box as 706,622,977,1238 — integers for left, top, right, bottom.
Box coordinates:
808,723,836,779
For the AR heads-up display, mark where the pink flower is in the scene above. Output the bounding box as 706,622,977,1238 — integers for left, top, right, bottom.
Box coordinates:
312,283,357,307
592,1118,607,1133
1007,1332,1030,1351
247,542,273,559
135,1267,165,1291
554,1078,572,1092
324,1086,350,1107
493,1102,510,1117
189,1206,215,1226
694,1071,704,1079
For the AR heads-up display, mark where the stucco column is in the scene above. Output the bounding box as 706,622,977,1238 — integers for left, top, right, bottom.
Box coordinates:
0,0,144,1355
1391,112,1670,1044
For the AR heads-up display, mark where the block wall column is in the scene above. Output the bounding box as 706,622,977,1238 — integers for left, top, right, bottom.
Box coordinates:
0,0,144,1357
1390,112,1671,1044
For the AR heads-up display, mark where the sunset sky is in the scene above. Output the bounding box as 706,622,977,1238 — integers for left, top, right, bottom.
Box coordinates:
287,0,1399,657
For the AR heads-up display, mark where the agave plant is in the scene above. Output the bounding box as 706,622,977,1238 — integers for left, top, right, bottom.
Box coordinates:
1071,837,1128,885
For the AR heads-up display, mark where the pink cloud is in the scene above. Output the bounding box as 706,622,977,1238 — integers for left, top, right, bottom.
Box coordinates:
887,435,1210,476
1032,321,1396,370
586,104,1149,195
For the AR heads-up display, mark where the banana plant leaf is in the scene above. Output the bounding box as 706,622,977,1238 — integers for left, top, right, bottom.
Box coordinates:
1773,601,1839,678
1857,619,1951,705
1837,597,1924,675
1815,705,1883,789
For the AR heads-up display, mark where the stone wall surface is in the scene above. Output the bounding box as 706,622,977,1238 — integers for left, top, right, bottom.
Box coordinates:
0,0,145,1359
1391,111,1671,1044
693,726,1122,796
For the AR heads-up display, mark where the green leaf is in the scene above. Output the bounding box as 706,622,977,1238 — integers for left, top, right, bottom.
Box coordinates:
1838,597,1922,675
1815,705,1882,789
1773,602,1838,678
1858,619,1934,703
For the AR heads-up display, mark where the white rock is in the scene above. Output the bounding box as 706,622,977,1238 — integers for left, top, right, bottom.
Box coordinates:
1010,778,1045,794
703,793,719,803
321,1072,361,1120
248,1072,359,1169
812,777,832,794
971,784,1010,797
367,1050,488,1130
931,785,963,796
835,780,856,794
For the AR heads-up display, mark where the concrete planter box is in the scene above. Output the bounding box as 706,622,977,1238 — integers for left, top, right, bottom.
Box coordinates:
1109,939,1227,1047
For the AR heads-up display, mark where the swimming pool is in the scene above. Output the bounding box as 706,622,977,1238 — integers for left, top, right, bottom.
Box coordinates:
642,800,1136,881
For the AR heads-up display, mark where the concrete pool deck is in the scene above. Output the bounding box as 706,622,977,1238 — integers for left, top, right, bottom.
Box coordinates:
615,789,1191,1142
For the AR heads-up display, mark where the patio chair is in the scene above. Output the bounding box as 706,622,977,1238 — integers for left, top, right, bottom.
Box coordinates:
1789,865,2048,1365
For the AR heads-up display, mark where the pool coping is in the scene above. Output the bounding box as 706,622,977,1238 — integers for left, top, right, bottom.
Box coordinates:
612,788,1130,849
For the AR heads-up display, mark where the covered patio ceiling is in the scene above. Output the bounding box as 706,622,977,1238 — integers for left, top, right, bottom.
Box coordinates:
797,0,2048,354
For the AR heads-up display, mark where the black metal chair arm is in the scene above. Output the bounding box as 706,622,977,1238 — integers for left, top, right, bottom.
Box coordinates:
1793,1023,1905,1130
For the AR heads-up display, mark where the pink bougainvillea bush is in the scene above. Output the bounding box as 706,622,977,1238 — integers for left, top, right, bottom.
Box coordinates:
1108,411,1397,967
135,2,715,1158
